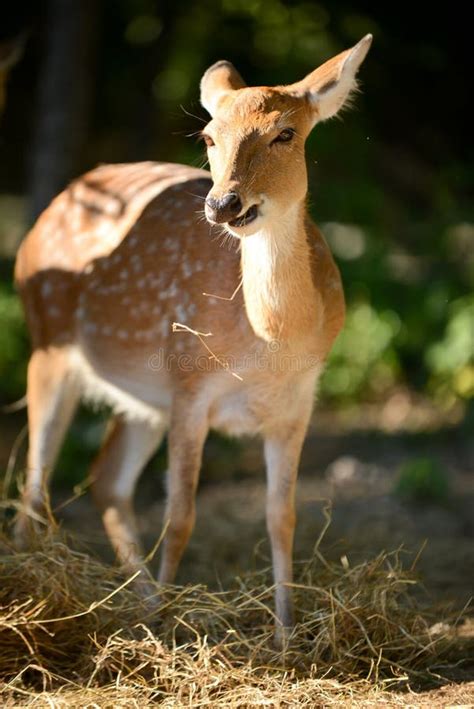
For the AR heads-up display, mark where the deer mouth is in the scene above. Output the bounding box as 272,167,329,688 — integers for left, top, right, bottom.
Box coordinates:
228,204,259,228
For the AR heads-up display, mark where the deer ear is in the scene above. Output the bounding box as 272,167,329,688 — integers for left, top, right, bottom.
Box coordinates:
200,60,247,117
288,34,372,122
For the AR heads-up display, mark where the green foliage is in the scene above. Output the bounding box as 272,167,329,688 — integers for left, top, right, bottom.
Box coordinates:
394,458,450,504
0,283,28,400
321,301,400,400
316,211,473,406
425,295,474,402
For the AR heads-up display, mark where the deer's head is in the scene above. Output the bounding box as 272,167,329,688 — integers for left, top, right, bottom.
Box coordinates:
200,34,372,236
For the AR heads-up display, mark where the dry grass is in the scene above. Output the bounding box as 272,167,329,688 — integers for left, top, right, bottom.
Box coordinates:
0,520,471,707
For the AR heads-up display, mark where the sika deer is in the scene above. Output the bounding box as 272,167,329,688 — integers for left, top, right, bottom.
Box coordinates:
14,35,372,634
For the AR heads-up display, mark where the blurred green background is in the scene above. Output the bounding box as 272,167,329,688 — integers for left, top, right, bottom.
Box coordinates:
0,0,472,443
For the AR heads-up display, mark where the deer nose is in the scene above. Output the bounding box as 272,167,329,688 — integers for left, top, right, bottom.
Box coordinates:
205,192,242,224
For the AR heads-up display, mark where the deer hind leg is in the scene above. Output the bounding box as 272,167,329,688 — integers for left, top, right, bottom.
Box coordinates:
90,413,167,575
15,347,81,546
158,401,208,584
264,410,312,639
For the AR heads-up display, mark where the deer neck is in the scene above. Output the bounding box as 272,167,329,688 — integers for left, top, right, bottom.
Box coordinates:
240,201,318,344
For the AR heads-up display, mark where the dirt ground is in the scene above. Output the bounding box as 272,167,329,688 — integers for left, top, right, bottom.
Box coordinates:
1,400,473,706
51,410,473,605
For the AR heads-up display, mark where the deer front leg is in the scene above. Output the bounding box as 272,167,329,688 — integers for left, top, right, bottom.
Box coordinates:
264,419,309,637
158,405,208,584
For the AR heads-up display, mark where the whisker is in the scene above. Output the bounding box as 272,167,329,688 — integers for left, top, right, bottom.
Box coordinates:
186,129,205,138
179,104,207,124
185,192,207,201
189,155,209,170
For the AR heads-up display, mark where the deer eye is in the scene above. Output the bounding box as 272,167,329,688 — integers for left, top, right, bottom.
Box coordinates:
202,133,215,148
271,128,295,145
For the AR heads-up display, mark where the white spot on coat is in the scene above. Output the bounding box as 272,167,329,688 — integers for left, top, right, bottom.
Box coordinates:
41,281,53,298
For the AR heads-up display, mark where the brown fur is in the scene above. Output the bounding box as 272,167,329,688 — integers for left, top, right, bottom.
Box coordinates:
14,35,372,636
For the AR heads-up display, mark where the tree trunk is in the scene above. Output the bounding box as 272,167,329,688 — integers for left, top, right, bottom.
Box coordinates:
28,0,98,221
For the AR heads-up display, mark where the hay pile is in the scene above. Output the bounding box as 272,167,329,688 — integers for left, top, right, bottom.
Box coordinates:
0,528,467,707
